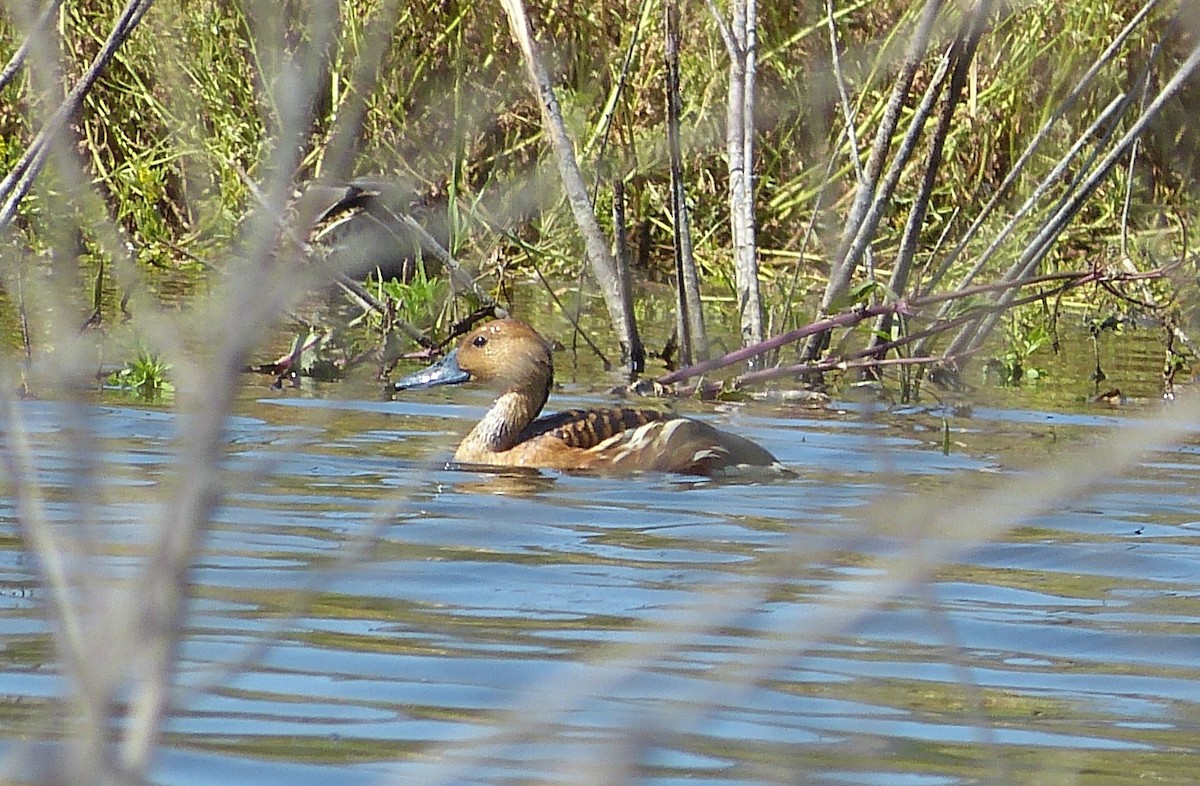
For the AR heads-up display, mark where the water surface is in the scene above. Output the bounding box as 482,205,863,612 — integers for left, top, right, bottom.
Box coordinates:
1,342,1198,785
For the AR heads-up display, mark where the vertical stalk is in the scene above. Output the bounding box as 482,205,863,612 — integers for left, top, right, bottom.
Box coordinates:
726,0,764,353
611,178,638,364
121,0,345,770
665,0,708,364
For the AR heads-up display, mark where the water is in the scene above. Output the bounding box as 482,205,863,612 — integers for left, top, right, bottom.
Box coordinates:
2,354,1200,785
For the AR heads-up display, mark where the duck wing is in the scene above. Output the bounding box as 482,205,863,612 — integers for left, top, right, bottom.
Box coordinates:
519,408,669,450
591,417,784,475
520,409,785,476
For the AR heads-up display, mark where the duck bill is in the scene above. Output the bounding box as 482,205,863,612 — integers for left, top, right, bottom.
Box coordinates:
393,348,471,391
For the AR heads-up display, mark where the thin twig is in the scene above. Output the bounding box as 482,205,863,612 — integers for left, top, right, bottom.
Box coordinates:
0,0,64,92
658,264,1168,388
119,8,343,771
826,0,864,183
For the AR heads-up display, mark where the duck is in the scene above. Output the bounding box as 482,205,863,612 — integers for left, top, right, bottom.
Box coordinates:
295,177,448,282
392,318,788,476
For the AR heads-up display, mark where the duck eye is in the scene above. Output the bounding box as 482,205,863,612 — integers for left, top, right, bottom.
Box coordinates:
472,335,488,348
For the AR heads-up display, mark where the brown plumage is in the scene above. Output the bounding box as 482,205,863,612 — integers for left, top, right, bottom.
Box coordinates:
393,319,788,476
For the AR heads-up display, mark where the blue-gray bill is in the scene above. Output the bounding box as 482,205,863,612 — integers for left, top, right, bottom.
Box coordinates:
393,348,471,390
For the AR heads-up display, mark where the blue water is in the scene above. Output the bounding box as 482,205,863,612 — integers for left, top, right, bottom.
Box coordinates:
1,385,1199,785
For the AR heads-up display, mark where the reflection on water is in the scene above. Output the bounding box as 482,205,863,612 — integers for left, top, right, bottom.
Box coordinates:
2,369,1200,785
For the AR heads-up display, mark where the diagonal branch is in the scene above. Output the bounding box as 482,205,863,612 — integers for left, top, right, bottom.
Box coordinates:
497,0,644,371
0,0,155,229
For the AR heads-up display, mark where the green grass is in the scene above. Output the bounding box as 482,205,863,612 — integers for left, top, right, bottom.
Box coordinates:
374,262,448,325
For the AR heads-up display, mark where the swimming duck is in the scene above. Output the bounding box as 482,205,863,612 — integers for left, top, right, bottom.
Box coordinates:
392,319,787,476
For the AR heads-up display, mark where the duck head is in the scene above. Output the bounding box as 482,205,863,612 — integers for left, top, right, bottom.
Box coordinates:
394,319,554,415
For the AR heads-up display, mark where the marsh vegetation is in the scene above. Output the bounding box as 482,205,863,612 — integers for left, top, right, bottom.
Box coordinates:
3,0,1198,392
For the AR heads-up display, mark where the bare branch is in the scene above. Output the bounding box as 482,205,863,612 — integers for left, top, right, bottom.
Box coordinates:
498,0,644,370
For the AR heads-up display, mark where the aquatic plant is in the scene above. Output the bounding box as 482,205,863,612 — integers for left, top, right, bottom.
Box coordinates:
106,348,175,400
375,259,448,327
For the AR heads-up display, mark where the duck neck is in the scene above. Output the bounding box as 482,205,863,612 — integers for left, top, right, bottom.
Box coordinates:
468,386,548,453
